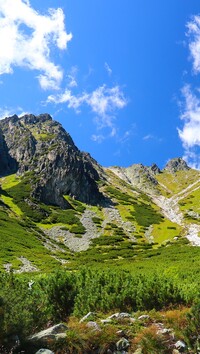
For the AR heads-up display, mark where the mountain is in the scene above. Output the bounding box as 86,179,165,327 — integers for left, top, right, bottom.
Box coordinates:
0,113,200,273
0,113,104,208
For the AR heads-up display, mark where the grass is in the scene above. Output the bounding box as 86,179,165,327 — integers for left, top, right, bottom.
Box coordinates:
178,188,200,222
0,174,21,189
152,219,182,245
156,169,200,195
1,195,23,216
0,207,59,271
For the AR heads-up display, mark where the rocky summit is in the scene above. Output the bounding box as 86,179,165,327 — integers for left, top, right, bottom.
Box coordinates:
0,113,104,207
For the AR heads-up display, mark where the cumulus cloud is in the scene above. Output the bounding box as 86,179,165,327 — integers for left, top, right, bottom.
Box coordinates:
187,15,200,73
178,85,200,168
177,15,200,169
47,84,127,136
0,0,72,89
0,106,25,120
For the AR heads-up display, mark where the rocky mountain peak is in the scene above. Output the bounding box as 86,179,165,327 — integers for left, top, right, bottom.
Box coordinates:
0,113,104,207
164,158,190,174
149,163,161,175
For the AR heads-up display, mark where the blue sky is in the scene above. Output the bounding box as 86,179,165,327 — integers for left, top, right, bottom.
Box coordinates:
1,1,200,168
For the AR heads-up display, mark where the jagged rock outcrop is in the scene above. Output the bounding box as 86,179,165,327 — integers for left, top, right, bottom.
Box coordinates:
164,158,190,174
0,113,104,207
109,163,161,194
0,127,17,175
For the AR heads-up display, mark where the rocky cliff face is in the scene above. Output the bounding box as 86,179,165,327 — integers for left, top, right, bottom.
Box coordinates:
109,163,161,194
0,128,18,176
164,158,190,174
0,114,104,207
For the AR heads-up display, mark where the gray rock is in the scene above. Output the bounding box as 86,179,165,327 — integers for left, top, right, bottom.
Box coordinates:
174,340,187,352
86,321,101,331
117,312,131,319
35,350,55,354
108,312,120,320
29,323,68,342
110,163,160,195
116,337,130,351
164,158,190,174
116,330,126,337
160,328,172,335
138,315,150,320
0,114,105,207
108,312,131,320
79,311,95,323
100,318,112,324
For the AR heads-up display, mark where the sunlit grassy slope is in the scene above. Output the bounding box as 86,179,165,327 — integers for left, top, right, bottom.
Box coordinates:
0,166,199,272
156,169,200,195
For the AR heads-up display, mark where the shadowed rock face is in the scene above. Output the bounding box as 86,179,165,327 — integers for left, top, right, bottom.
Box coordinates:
164,158,190,174
0,113,104,207
0,128,18,176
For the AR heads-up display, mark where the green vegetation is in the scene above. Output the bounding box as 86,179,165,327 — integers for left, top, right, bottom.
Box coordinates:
152,219,181,244
0,208,59,271
1,247,200,352
179,188,200,223
0,163,200,352
156,169,200,195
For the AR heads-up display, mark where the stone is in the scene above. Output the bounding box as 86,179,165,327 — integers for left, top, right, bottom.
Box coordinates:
138,315,150,320
117,312,131,319
29,323,68,343
108,313,119,319
116,330,126,337
35,350,55,354
116,337,130,351
0,114,105,207
157,327,172,335
79,311,96,323
100,318,112,324
107,312,131,320
86,321,101,331
164,158,190,174
174,340,187,352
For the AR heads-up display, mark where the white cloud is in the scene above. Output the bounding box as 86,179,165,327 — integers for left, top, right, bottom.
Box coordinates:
0,0,72,89
104,62,112,76
0,106,24,119
91,134,105,143
67,66,78,88
178,85,200,168
177,16,200,169
143,134,154,141
47,84,127,135
187,15,200,73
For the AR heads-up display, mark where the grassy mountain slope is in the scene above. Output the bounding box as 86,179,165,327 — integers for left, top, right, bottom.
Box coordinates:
1,161,198,272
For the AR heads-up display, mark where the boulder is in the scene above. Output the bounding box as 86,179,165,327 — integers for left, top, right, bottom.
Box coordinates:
116,337,130,351
29,323,68,343
79,311,96,323
35,350,55,354
138,315,150,320
174,340,187,352
86,321,101,331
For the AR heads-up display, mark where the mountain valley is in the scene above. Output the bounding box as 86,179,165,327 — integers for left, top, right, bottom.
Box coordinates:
0,114,200,353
